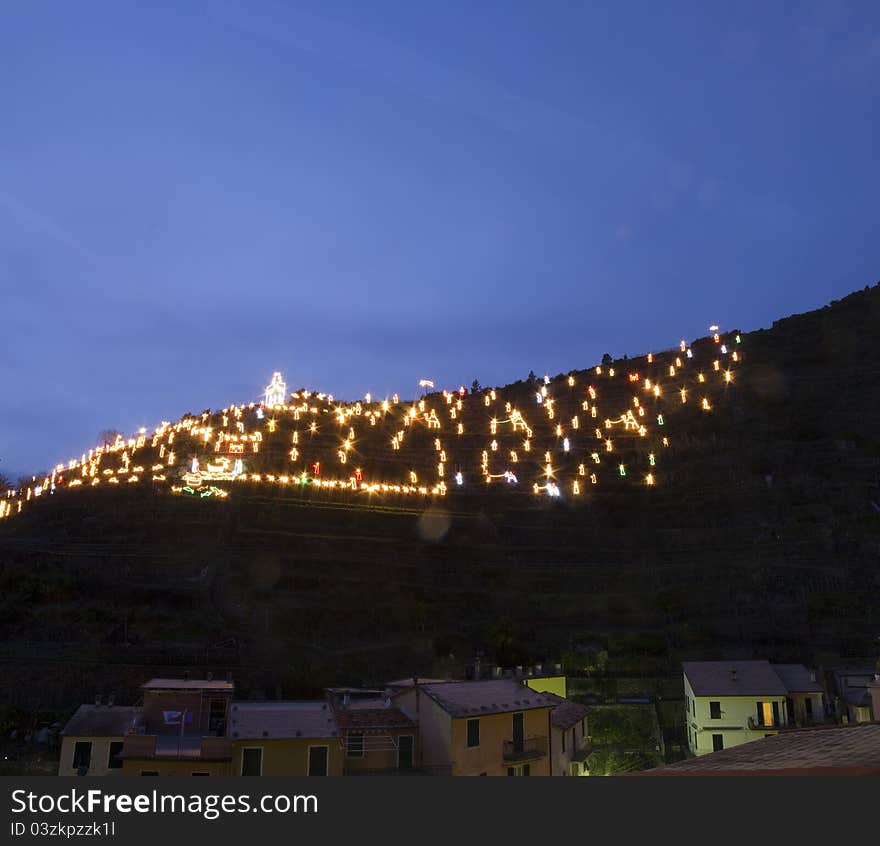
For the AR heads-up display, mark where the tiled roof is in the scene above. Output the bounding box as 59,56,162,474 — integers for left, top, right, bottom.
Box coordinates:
683,661,788,696
142,678,234,691
549,698,590,730
228,701,338,739
771,664,823,694
386,678,452,689
639,723,880,775
61,705,143,737
420,680,557,717
334,706,415,730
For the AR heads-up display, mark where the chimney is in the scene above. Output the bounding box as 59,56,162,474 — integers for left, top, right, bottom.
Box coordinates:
342,692,350,709
107,694,115,707
94,694,102,707
810,670,817,683
730,667,738,682
474,656,482,680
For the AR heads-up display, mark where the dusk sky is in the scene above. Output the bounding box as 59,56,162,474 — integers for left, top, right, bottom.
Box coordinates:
2,0,879,478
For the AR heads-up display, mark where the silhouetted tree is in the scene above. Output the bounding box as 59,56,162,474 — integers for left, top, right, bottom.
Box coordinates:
601,353,613,366
471,379,481,394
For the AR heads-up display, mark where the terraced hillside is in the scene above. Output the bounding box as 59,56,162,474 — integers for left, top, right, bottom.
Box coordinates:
1,284,878,710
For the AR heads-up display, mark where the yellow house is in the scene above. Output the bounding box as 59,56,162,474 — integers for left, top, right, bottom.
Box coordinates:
683,660,823,756
58,704,141,776
395,679,557,775
228,701,343,776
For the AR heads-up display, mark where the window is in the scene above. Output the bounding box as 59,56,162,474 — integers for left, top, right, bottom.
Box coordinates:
712,734,723,752
72,741,92,771
140,771,159,776
398,735,414,770
208,699,227,735
692,698,696,716
756,701,778,727
241,747,262,776
507,765,530,776
191,772,209,776
685,695,689,715
523,764,530,776
347,733,364,758
562,731,566,753
308,745,328,776
709,701,722,719
805,697,813,718
107,741,123,770
467,718,480,748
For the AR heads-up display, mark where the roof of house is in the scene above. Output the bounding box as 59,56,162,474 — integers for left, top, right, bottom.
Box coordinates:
386,678,452,689
228,701,338,739
637,723,880,776
419,680,558,717
548,696,590,730
142,678,234,692
61,705,143,738
771,664,823,694
682,660,788,696
333,704,416,731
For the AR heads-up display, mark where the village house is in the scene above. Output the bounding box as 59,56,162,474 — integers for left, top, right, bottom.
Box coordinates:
683,660,825,756
58,701,141,777
228,700,342,776
393,679,557,775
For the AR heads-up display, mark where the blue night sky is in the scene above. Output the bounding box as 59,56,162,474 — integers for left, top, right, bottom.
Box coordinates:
2,0,879,478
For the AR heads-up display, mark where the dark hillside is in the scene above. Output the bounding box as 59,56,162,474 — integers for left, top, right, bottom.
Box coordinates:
1,284,878,710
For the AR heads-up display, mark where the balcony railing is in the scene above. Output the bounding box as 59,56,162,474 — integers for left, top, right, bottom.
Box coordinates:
747,717,789,731
502,736,548,762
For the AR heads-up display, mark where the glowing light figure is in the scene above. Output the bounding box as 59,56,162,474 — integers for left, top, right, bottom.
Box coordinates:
484,394,491,407
256,408,264,420
657,414,664,425
563,438,570,452
646,473,655,486
720,345,727,354
591,407,597,418
409,471,418,484
264,372,287,407
595,366,602,375
724,370,733,383
702,398,711,411
669,365,676,377
572,416,579,429
713,360,720,371
605,439,613,452
545,463,553,477
619,464,626,477
310,422,317,434
491,440,498,451
268,418,277,433
573,480,580,495
732,351,739,361
457,423,464,435
524,439,531,452
490,418,498,434
680,389,687,403
455,472,463,486
568,375,575,387
556,424,563,437
698,373,706,383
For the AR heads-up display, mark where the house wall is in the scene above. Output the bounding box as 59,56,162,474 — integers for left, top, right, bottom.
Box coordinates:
450,708,551,776
788,692,824,724
230,738,344,776
58,736,125,777
395,688,451,774
551,719,589,776
869,683,880,721
686,689,788,756
121,758,230,776
525,676,567,698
